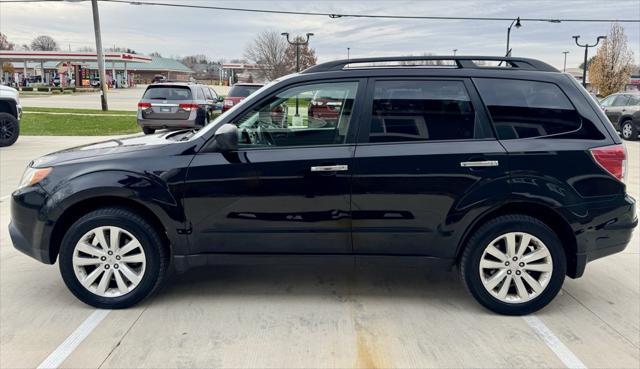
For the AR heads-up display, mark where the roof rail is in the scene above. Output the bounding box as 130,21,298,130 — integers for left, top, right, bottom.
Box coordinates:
302,56,559,74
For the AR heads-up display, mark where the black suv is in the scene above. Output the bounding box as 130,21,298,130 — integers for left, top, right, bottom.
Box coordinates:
9,56,637,315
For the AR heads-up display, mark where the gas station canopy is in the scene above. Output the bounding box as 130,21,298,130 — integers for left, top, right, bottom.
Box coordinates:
0,51,152,64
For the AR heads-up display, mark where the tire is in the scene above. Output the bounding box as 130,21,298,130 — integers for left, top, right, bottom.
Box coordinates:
0,112,19,147
58,207,169,309
460,214,566,315
142,127,155,135
620,120,638,141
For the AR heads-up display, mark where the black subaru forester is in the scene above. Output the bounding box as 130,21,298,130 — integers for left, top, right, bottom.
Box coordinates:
9,56,637,315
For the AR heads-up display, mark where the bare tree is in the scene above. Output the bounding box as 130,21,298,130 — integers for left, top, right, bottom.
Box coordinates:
149,51,162,57
106,46,137,54
30,35,59,51
0,32,14,50
588,23,635,96
244,30,289,80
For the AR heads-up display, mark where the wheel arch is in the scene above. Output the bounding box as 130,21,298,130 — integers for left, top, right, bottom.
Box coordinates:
455,201,578,277
0,99,18,117
48,196,172,264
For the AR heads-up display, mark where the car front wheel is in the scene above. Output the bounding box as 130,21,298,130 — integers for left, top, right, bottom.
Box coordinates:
0,112,19,147
58,207,168,309
621,120,638,140
460,214,566,315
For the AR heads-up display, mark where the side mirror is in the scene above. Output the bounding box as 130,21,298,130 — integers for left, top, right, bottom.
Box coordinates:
212,124,238,152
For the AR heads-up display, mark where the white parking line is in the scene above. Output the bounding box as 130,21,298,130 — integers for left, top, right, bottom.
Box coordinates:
37,309,110,369
523,315,587,369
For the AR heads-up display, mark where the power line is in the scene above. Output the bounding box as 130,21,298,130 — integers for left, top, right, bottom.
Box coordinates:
2,0,639,23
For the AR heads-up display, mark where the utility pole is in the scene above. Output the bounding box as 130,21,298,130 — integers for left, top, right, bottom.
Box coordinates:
281,32,314,119
91,0,108,110
573,35,606,88
562,51,569,72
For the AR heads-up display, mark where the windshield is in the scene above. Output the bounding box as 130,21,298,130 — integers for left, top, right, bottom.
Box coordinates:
228,84,262,97
143,86,192,100
190,76,295,141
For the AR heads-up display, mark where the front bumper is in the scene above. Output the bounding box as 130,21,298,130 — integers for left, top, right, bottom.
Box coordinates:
8,186,55,264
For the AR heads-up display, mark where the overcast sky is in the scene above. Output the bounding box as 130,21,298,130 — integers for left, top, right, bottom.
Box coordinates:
1,0,638,70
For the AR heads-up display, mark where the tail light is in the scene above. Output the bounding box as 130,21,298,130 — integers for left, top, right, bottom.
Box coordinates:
590,144,627,182
178,103,200,111
223,99,234,107
137,102,151,109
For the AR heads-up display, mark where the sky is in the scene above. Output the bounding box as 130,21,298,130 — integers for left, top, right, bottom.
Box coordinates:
1,0,639,70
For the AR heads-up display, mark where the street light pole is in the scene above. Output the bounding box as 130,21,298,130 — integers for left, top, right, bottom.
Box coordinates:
91,0,108,111
347,47,350,61
281,32,314,118
453,49,458,56
573,35,606,88
505,17,521,56
562,51,569,72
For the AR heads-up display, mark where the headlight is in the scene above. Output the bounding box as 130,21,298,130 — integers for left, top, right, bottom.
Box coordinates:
18,167,52,189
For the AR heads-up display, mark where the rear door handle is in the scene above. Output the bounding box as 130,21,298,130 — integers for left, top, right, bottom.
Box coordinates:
460,160,499,168
310,165,349,172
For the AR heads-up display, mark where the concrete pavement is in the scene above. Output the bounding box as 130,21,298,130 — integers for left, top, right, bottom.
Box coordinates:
0,137,638,368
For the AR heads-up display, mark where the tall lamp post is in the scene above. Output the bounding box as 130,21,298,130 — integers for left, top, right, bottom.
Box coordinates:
573,35,606,87
505,17,521,56
562,51,569,72
281,32,314,119
453,49,458,56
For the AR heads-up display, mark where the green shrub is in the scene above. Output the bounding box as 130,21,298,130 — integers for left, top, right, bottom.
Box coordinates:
51,87,63,92
21,87,33,92
37,87,51,92
52,90,62,95
62,87,76,92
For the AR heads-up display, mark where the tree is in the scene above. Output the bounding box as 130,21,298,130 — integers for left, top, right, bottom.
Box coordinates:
588,23,635,96
106,46,137,54
284,36,317,72
0,32,14,50
244,30,289,80
149,51,162,57
579,56,595,70
30,35,58,51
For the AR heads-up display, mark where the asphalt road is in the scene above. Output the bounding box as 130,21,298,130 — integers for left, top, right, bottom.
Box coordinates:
0,137,638,368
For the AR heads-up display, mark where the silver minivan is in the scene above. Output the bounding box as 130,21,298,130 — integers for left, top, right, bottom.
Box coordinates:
137,82,222,134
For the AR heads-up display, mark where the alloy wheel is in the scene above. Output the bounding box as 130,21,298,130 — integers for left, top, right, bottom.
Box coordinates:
622,123,633,139
0,118,16,140
72,226,146,297
479,232,553,303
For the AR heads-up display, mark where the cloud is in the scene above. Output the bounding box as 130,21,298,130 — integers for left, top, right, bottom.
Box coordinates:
1,0,638,69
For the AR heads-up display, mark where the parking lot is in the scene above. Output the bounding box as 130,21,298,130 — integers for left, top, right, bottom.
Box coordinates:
0,137,638,368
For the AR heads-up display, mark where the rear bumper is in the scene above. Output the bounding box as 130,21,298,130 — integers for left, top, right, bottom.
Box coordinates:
567,194,637,278
137,118,200,130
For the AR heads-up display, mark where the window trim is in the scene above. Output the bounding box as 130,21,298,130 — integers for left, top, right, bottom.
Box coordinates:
472,77,585,141
203,78,368,152
356,77,495,145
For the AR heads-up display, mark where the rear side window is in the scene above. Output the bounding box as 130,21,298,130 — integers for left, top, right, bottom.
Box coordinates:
612,95,630,106
629,95,640,105
368,80,478,142
474,79,581,139
143,86,192,100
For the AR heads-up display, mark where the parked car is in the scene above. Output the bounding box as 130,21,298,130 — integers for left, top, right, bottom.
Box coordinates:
222,83,263,112
9,56,637,314
89,78,101,88
136,82,221,134
599,92,640,140
0,85,21,147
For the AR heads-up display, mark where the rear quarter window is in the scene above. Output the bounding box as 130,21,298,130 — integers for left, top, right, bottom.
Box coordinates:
474,78,602,140
143,86,192,100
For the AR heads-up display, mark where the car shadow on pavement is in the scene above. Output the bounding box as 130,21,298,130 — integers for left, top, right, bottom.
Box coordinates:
151,262,488,313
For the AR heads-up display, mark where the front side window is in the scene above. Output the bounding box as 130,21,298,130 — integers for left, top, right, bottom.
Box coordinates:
232,81,358,148
612,95,630,107
474,78,581,139
368,80,477,143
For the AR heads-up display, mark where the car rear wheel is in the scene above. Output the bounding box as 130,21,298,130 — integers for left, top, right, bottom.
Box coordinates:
59,207,168,309
621,120,638,140
142,127,155,135
460,214,566,315
0,112,19,147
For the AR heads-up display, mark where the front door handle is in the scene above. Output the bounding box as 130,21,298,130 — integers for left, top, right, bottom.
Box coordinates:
310,165,349,172
460,160,499,168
